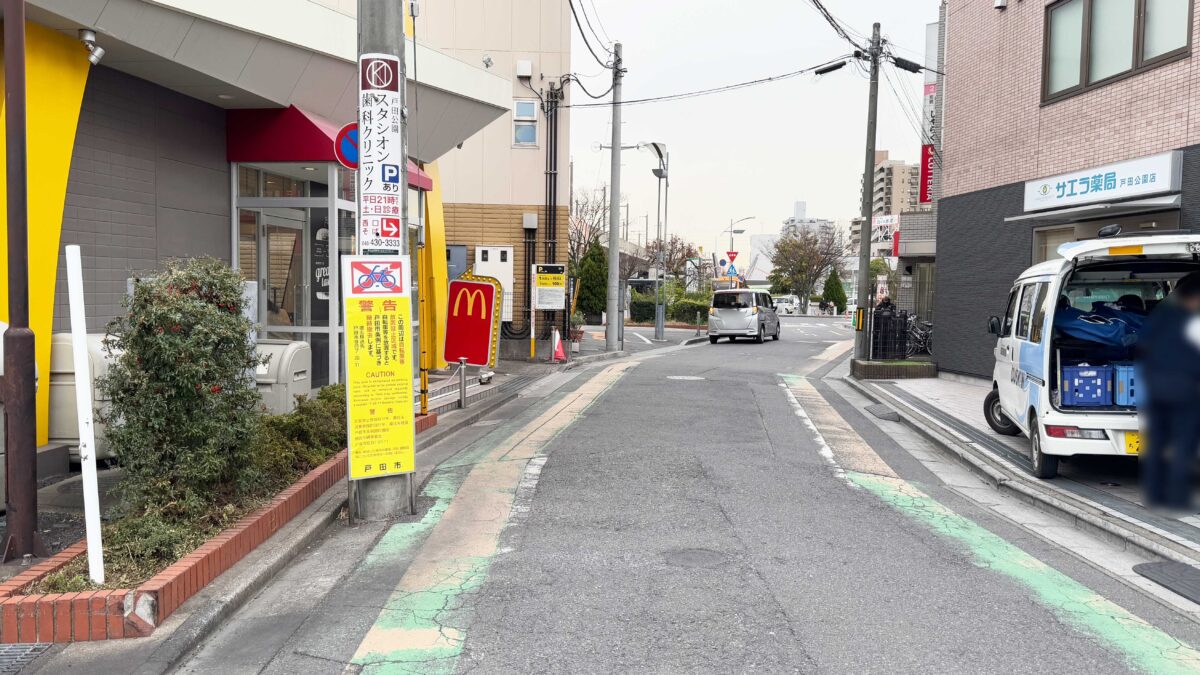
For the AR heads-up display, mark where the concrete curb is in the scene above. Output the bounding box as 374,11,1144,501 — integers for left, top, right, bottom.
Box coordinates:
679,336,708,346
563,350,629,370
843,376,1200,567
131,386,528,673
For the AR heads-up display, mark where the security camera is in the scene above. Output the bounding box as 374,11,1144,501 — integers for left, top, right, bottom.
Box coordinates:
482,55,494,69
78,28,104,65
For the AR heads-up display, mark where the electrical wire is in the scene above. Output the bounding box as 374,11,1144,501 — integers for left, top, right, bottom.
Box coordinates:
562,73,614,100
568,0,613,70
805,0,867,51
881,64,942,169
564,54,853,109
586,0,613,45
574,0,612,55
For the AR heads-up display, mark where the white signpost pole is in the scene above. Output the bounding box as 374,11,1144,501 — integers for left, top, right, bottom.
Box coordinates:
65,245,104,584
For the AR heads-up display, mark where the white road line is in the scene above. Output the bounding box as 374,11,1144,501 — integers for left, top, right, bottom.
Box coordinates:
631,332,652,345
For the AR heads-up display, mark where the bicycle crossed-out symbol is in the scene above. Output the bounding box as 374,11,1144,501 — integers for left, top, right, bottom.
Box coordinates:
357,265,398,290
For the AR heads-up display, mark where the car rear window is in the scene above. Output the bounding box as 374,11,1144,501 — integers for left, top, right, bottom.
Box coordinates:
713,292,752,309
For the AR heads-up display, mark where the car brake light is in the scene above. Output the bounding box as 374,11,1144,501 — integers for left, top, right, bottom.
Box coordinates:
1044,425,1107,440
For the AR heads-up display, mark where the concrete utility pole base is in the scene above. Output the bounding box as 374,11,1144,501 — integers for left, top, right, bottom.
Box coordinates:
355,477,413,521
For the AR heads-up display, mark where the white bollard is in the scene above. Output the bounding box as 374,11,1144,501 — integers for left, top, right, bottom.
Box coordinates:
66,246,105,585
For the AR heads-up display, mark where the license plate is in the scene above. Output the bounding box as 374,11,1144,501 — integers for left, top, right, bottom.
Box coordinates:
1125,431,1141,455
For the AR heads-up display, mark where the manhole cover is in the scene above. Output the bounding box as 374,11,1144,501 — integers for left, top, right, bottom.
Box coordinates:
663,548,728,568
666,376,705,381
0,643,49,673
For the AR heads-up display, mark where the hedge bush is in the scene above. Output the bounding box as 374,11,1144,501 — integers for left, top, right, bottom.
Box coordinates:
630,293,655,323
99,257,262,519
670,300,709,324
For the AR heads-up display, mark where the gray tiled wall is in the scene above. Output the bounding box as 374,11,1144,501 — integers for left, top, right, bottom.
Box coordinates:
53,66,230,332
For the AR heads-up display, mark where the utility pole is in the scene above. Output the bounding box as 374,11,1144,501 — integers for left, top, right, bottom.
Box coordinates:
2,0,46,561
854,23,882,361
605,42,623,352
354,0,411,521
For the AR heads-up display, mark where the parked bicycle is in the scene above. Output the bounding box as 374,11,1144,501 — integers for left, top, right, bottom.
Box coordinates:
906,315,933,357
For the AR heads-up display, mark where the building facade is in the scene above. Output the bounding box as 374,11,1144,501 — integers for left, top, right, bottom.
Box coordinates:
419,0,571,335
7,0,514,444
935,0,1198,377
871,151,922,216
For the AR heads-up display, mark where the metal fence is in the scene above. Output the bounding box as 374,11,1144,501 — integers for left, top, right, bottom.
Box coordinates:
870,309,909,361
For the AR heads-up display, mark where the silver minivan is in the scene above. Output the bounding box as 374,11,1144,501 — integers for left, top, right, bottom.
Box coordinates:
708,289,781,343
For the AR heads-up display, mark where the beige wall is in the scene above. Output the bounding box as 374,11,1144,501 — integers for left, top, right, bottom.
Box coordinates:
415,0,572,207
445,204,570,313
943,0,1200,199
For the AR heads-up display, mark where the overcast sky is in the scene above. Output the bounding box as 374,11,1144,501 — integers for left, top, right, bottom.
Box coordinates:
567,0,938,256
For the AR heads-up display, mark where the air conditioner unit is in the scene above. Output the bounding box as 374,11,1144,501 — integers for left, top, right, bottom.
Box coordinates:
516,60,533,79
994,0,1008,8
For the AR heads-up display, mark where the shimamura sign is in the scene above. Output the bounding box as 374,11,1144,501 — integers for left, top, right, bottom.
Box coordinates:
1023,151,1181,212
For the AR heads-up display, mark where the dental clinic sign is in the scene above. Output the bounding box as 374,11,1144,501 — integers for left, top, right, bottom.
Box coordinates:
1023,151,1181,212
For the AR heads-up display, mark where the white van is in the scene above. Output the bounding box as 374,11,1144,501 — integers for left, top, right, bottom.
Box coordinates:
771,294,800,315
983,231,1200,478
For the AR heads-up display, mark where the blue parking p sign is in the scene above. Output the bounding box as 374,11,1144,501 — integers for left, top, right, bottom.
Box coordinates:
381,163,402,184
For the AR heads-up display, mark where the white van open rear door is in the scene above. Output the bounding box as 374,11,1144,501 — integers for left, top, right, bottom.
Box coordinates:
1059,234,1200,262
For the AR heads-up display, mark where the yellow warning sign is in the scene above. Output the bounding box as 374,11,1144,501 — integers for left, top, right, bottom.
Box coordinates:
342,256,415,480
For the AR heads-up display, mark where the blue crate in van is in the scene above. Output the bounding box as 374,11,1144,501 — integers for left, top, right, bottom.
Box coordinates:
1114,363,1139,407
1061,365,1113,407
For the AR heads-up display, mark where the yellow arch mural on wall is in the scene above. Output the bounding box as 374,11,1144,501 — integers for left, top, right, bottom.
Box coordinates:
0,22,92,445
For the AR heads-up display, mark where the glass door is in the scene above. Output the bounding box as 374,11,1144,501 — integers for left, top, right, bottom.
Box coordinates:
262,207,309,337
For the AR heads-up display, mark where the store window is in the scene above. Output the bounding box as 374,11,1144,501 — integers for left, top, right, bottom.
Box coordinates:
1034,226,1077,263
514,99,537,146
1044,0,1190,101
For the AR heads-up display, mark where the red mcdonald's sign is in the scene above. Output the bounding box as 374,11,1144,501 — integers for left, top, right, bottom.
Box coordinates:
445,278,500,367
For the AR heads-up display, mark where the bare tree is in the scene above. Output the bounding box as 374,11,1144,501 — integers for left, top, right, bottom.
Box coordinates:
569,189,609,273
768,230,846,314
644,234,700,277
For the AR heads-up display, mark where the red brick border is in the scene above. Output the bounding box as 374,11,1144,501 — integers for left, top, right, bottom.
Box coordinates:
0,410,438,643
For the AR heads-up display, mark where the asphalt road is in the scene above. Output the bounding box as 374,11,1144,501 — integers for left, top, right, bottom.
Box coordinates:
163,318,1200,674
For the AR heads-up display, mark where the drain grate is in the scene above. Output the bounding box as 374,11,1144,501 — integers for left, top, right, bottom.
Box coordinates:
0,643,49,673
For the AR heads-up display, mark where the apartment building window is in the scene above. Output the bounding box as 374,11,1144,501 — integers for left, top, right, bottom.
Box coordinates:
1044,0,1191,102
513,99,538,146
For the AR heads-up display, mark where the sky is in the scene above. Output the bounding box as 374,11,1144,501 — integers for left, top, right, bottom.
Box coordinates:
567,0,939,256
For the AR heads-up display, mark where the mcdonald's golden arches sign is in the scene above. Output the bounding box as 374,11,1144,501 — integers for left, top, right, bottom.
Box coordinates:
444,274,502,367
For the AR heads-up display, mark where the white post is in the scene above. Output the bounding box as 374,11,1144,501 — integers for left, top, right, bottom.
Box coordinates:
65,245,104,585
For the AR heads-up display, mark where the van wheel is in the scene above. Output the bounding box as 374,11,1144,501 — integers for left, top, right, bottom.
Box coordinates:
983,390,1020,436
708,335,718,344
772,324,781,341
1029,417,1059,479
755,326,765,344
728,336,737,343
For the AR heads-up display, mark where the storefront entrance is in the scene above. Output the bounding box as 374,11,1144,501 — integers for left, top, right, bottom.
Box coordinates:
235,163,358,387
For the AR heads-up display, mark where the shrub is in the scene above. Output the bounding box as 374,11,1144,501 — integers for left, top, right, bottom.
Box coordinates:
823,272,848,313
576,241,608,316
99,258,262,520
630,293,655,323
670,300,709,324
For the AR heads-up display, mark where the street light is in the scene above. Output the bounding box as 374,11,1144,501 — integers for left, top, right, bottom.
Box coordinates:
724,216,755,252
644,142,669,341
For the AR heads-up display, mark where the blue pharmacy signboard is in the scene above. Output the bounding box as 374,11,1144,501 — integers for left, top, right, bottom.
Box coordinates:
1023,151,1181,212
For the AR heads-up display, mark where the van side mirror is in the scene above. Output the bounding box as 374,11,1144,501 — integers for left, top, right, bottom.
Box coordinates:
987,316,1002,336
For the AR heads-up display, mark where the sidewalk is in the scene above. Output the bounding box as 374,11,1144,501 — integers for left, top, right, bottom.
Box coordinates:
849,374,1200,568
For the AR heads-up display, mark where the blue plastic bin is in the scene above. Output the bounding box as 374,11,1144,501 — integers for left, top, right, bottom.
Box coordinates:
1114,363,1139,407
1061,365,1113,407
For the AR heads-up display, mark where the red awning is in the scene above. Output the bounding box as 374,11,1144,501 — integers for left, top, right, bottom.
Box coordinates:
226,106,432,191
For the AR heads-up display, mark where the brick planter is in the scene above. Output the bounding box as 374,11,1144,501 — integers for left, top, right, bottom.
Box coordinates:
0,411,438,643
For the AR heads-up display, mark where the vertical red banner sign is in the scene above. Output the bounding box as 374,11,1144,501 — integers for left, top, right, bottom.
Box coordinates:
919,143,935,204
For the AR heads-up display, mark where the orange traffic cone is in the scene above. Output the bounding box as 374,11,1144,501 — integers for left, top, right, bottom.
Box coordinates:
551,327,566,363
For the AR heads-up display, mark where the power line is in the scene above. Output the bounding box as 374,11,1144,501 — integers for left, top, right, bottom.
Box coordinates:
586,0,613,44
573,0,612,56
805,0,867,50
568,0,613,69
881,64,942,169
564,54,853,109
563,73,614,100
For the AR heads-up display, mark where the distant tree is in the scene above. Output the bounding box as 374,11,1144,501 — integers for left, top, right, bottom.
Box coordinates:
644,235,700,277
869,258,897,303
823,270,848,313
569,189,610,276
577,240,608,315
767,229,845,314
